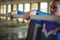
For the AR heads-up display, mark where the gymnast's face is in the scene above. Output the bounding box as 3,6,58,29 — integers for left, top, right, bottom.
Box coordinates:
50,1,60,16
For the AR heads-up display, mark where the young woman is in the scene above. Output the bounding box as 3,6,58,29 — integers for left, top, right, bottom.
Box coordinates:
23,0,60,40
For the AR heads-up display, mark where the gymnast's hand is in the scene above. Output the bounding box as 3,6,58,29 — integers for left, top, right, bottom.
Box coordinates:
7,12,12,17
23,10,36,20
23,12,30,20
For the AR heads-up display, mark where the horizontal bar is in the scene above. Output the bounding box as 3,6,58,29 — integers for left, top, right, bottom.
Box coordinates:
0,14,23,18
13,14,60,21
30,15,60,21
0,14,60,21
0,14,7,16
13,14,23,18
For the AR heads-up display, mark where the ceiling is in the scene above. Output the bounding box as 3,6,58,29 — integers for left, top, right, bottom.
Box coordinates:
0,0,53,2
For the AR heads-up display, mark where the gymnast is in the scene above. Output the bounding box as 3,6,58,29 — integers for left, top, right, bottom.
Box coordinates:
23,0,60,40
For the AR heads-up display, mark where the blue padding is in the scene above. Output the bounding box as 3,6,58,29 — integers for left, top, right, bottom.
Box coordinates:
36,10,51,16
17,10,24,15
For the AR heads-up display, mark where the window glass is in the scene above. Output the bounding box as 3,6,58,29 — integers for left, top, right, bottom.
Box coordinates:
0,5,1,13
1,5,4,14
4,4,6,14
31,3,38,10
40,2,48,13
8,4,11,12
18,4,23,11
24,3,30,12
13,4,17,11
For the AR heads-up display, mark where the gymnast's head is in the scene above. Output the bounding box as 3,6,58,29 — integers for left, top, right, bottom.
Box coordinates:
50,0,60,16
